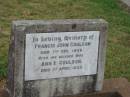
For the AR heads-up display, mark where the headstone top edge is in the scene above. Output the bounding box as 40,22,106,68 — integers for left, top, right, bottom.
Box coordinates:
12,19,108,26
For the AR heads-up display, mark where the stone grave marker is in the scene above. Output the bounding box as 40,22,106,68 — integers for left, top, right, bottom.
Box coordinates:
8,19,108,97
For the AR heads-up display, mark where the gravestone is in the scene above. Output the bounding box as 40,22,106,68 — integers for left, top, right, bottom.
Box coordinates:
8,19,108,97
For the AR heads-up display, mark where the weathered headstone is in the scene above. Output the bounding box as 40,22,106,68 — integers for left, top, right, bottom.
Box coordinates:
8,19,108,97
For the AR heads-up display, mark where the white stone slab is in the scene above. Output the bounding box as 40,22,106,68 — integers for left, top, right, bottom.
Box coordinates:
25,31,100,81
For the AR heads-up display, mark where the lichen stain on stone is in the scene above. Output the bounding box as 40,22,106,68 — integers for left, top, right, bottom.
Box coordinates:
24,82,39,97
72,24,77,29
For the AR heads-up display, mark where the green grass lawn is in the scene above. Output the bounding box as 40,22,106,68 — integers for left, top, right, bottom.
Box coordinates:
0,0,130,80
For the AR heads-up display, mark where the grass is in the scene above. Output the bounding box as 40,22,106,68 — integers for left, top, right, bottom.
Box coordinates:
0,0,130,80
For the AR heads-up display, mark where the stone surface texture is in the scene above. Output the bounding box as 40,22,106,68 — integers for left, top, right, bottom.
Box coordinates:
8,19,108,97
1,78,130,97
119,0,130,12
120,0,130,6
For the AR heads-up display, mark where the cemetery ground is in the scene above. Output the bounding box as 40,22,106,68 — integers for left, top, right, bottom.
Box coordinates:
0,0,130,85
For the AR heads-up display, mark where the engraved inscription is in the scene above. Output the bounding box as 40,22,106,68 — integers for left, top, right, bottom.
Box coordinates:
25,31,100,81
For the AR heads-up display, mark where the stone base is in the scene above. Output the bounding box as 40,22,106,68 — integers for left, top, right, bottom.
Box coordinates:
65,78,130,97
102,78,130,97
0,78,130,97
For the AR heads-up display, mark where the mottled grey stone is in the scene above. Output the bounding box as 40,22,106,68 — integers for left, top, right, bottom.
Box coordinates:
8,19,108,97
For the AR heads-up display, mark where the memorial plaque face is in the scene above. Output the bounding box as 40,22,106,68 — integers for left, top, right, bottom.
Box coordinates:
25,31,100,81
